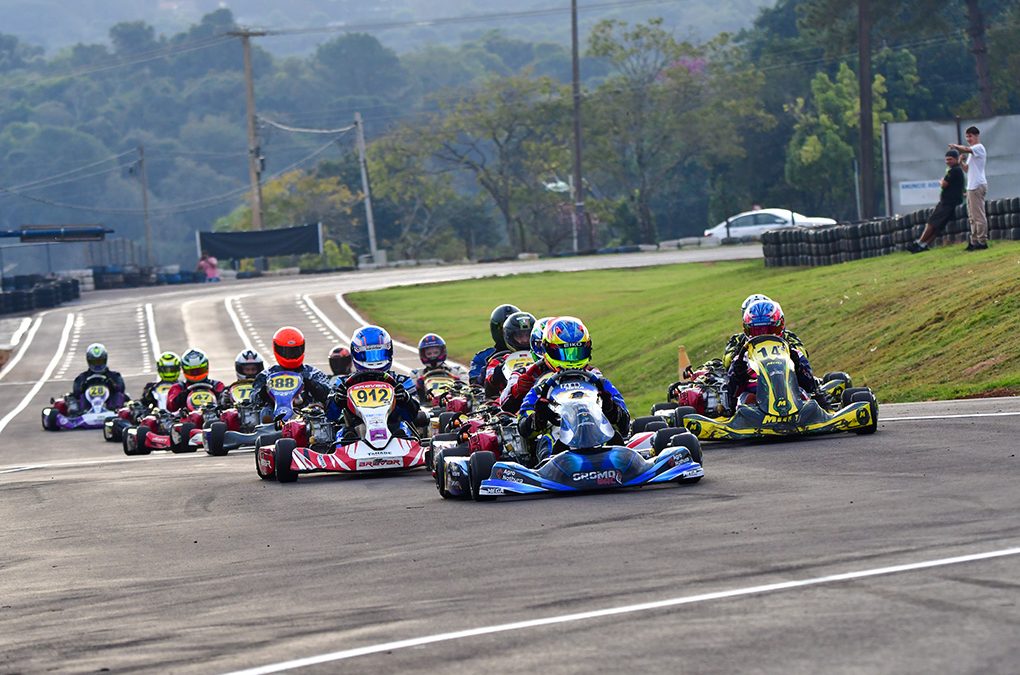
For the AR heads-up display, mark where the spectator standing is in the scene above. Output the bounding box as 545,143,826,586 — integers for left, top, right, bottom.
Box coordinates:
197,251,220,282
907,149,965,253
949,126,988,251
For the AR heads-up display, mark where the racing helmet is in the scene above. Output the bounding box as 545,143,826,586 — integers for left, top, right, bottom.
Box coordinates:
741,293,772,312
156,351,181,383
85,343,108,373
417,333,447,368
272,326,305,369
530,316,554,358
502,312,536,352
328,346,353,376
234,349,264,380
489,304,520,350
743,300,785,337
542,316,592,371
181,348,210,383
351,325,393,372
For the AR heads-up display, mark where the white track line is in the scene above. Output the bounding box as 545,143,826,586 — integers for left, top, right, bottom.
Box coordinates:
145,303,161,361
883,411,1020,421
225,545,1020,675
0,449,255,474
10,317,32,345
0,316,42,382
224,296,253,351
0,313,75,435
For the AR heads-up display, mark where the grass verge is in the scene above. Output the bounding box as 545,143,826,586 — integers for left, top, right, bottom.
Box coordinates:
348,243,1020,413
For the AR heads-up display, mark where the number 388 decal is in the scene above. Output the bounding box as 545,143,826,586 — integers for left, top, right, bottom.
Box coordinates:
267,374,301,391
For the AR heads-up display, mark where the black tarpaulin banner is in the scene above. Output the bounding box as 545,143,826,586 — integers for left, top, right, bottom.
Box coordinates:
196,223,322,259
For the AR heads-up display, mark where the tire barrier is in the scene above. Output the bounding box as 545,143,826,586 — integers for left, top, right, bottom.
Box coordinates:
763,196,1020,267
0,277,80,316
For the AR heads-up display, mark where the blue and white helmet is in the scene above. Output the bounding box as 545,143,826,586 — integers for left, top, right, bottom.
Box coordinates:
351,325,394,372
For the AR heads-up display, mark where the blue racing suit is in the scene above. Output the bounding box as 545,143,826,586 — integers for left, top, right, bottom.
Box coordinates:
469,346,497,385
518,369,630,462
327,370,420,440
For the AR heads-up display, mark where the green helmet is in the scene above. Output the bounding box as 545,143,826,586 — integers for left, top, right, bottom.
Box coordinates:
156,351,181,383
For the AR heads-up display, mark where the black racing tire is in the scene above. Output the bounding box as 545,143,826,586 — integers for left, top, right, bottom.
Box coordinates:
415,409,430,429
667,432,704,466
671,406,697,427
650,402,678,414
841,386,871,408
822,371,852,386
645,420,667,433
629,415,659,434
274,438,298,483
172,422,197,453
206,422,228,456
652,426,690,457
132,427,153,456
437,411,459,434
468,450,497,502
851,390,879,435
43,408,59,431
434,448,452,498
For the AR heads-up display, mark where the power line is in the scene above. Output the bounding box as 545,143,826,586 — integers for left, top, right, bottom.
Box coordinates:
258,116,357,135
0,150,135,192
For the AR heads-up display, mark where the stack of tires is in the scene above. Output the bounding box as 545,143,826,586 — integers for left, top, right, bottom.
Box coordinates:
0,276,81,316
763,195,1020,267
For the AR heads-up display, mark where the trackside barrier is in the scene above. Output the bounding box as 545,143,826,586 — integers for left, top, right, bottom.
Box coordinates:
762,196,1020,267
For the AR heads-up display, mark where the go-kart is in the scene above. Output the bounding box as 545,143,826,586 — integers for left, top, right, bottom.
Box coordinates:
658,334,877,441
204,372,302,456
418,368,475,438
42,375,119,431
122,383,220,455
103,381,176,442
257,371,425,483
427,400,529,475
436,369,704,501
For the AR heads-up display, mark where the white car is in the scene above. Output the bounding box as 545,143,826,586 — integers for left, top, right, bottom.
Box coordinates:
703,208,837,240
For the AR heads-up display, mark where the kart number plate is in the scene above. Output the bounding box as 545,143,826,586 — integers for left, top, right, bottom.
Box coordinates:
231,383,254,403
267,374,301,392
154,383,173,395
188,390,216,407
503,354,533,374
86,385,108,398
349,383,393,408
426,376,454,392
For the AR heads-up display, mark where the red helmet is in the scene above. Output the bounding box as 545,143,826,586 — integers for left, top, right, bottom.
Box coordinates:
742,300,785,338
273,326,305,369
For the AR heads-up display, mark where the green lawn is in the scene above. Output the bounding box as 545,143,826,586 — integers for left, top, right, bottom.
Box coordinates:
348,243,1020,412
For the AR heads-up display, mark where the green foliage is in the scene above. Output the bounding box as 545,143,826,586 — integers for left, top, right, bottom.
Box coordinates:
349,242,1020,413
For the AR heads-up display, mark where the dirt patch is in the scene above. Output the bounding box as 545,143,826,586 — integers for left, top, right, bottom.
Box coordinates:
961,386,1020,399
961,355,1010,378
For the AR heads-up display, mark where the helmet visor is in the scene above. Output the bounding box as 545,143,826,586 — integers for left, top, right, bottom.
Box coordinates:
546,343,591,365
237,362,262,378
745,324,781,337
157,364,179,381
183,364,208,381
506,329,531,351
420,346,444,362
275,344,304,360
356,347,391,366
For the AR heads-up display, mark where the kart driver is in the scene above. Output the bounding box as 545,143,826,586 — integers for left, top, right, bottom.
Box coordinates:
483,311,536,399
411,333,466,400
724,298,818,414
250,327,332,408
722,293,808,368
135,351,181,409
469,304,521,385
328,345,353,385
167,349,226,412
68,343,128,412
220,349,264,406
518,317,629,463
328,325,420,439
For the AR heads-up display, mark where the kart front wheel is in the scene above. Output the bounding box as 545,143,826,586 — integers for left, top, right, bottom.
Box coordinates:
841,387,871,408
650,402,678,414
652,427,698,458
851,390,879,435
629,415,659,434
468,451,496,502
666,432,704,466
172,422,197,453
671,406,697,427
274,438,298,483
206,422,228,456
42,408,58,431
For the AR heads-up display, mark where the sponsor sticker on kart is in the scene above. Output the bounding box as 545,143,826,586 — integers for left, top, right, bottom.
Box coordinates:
495,467,525,484
571,470,622,486
356,457,403,470
369,428,388,441
349,382,393,408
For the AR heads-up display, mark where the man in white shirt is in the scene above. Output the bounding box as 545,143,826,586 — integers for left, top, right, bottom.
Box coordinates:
949,126,988,251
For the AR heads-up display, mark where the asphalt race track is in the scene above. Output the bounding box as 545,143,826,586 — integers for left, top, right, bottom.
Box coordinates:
2,246,1018,674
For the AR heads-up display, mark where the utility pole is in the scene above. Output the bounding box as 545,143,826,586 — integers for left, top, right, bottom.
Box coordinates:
965,0,994,117
231,30,266,232
354,112,379,265
137,145,152,267
857,0,875,219
570,0,587,251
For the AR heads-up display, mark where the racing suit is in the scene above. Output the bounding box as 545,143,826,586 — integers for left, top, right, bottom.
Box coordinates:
500,360,604,414
722,329,807,369
725,338,817,414
70,369,127,411
518,369,629,463
135,379,178,409
483,349,537,400
327,371,420,440
469,346,497,385
250,365,332,409
167,378,227,413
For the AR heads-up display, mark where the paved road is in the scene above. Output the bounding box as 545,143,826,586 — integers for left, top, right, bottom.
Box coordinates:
2,247,1018,674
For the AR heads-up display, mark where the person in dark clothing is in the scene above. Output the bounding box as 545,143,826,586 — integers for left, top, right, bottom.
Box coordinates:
907,149,966,253
250,327,332,409
67,343,128,412
469,304,520,385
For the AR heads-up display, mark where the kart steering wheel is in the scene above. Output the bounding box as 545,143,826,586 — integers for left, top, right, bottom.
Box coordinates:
342,370,398,388
545,369,601,389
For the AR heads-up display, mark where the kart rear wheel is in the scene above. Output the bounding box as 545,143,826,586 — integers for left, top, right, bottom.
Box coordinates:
172,422,197,453
434,448,453,498
468,451,496,502
437,411,459,434
671,406,697,427
841,387,870,408
851,390,879,435
667,432,704,466
42,408,58,431
823,371,852,386
206,422,228,456
274,438,298,483
629,415,659,434
650,402,678,414
645,420,667,433
127,427,152,456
